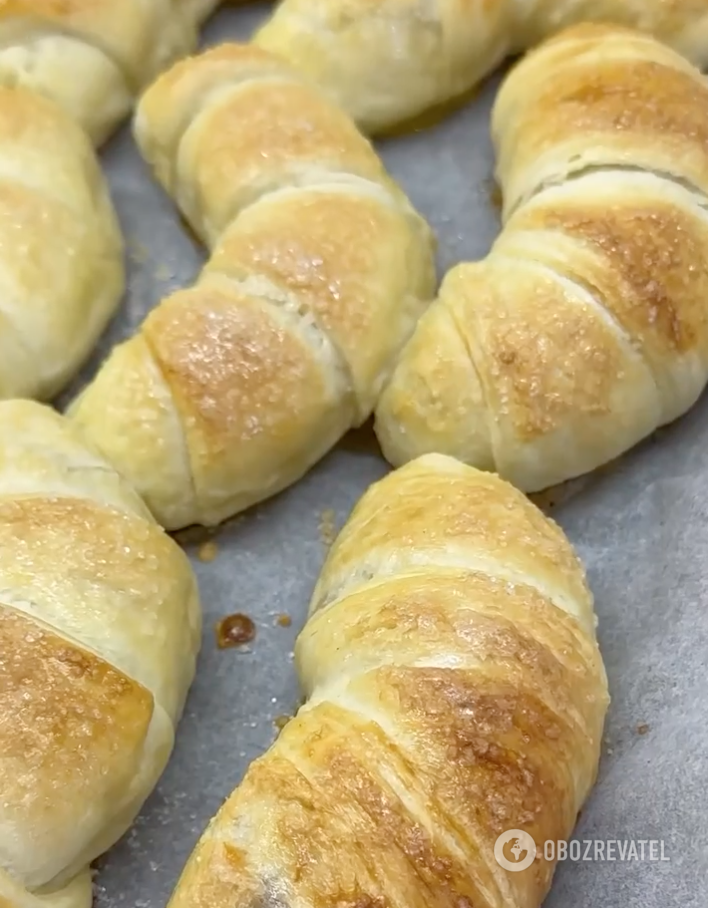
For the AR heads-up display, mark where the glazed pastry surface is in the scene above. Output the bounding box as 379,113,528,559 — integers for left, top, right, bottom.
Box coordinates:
165,454,609,908
376,25,708,492
69,43,435,529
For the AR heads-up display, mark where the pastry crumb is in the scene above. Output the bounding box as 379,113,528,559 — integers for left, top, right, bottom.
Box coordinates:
636,722,650,736
174,524,218,546
198,540,219,563
318,508,337,547
276,613,292,627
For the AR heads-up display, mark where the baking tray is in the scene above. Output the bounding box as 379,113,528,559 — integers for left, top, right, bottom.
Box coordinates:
75,5,708,906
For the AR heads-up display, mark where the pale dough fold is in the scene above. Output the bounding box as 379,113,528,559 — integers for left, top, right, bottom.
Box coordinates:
0,400,201,908
0,86,124,402
255,0,708,132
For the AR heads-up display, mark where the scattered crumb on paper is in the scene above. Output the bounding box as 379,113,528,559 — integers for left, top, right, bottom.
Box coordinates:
174,524,220,546
318,508,337,547
198,540,219,563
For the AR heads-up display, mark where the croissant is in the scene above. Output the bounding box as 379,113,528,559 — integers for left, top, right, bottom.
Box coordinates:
0,85,124,403
254,0,708,132
164,453,609,908
0,400,201,908
67,44,436,531
375,24,708,493
0,0,219,144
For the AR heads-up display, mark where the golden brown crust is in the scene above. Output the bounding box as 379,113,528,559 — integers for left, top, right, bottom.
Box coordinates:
169,73,392,244
0,606,154,883
0,494,200,721
205,184,432,416
132,43,300,192
142,281,354,525
310,452,594,628
375,26,708,492
167,456,609,908
0,401,200,903
493,32,708,216
501,183,708,405
167,836,263,908
301,569,604,721
70,43,435,530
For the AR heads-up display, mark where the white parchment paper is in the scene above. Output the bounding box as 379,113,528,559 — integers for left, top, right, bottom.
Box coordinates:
82,6,707,905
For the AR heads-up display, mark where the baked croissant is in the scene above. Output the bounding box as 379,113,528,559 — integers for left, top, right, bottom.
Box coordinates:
67,44,436,531
0,85,124,402
0,0,219,144
165,453,609,908
375,24,708,493
254,0,708,132
0,400,201,908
